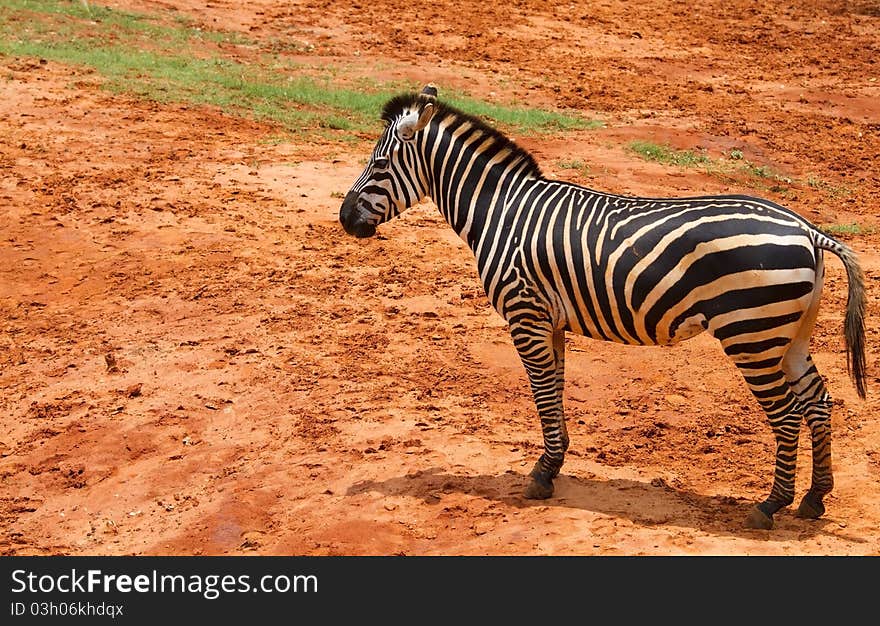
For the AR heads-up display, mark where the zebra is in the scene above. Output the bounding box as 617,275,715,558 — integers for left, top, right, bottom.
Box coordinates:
338,84,867,529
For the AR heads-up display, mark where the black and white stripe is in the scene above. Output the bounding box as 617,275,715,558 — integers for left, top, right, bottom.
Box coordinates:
339,86,867,529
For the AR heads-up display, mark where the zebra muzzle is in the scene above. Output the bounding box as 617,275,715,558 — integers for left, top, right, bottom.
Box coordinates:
339,191,377,238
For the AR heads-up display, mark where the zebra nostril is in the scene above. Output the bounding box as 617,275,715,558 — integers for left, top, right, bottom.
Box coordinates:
339,191,377,238
353,222,376,238
339,191,360,227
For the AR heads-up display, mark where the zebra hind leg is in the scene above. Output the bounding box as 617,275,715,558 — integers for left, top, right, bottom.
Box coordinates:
797,379,833,520
512,326,568,500
784,353,834,520
782,255,834,520
729,352,804,530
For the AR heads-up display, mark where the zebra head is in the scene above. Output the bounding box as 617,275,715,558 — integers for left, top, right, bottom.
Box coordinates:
339,84,439,238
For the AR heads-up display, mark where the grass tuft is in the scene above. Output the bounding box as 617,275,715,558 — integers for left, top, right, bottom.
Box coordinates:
628,141,711,167
820,222,872,237
556,159,592,178
627,142,856,200
806,174,851,199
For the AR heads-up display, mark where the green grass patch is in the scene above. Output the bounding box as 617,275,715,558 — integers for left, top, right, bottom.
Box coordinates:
806,174,851,199
2,0,251,46
447,96,604,133
0,0,600,138
820,222,872,237
628,141,711,167
556,159,592,177
626,143,856,201
737,160,791,183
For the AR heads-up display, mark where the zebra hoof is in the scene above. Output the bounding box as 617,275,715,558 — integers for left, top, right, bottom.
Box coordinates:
523,469,554,500
744,505,774,530
796,492,826,519
524,477,554,499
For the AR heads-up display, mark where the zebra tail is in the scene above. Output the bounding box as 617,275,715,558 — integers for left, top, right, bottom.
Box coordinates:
812,229,868,399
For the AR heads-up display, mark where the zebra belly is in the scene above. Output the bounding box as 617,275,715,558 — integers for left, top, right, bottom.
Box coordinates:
553,275,708,346
623,250,817,347
658,311,708,344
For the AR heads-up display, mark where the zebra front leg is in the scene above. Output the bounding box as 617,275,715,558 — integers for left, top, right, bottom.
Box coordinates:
553,329,570,453
512,325,567,500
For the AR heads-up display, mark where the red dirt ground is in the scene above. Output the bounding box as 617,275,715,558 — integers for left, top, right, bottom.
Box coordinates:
1,0,879,555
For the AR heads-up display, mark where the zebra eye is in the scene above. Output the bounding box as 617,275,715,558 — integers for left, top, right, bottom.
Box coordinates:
373,157,389,170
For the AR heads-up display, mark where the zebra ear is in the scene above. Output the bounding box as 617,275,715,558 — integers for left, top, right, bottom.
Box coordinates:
397,102,436,141
421,83,438,99
415,102,435,131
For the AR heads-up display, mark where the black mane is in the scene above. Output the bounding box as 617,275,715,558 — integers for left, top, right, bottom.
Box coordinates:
380,93,544,178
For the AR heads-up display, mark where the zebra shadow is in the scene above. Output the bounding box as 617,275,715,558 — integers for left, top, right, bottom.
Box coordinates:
347,467,864,543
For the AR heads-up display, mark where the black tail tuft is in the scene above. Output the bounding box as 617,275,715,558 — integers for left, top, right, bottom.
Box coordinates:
838,246,867,399
813,231,867,399
841,247,867,399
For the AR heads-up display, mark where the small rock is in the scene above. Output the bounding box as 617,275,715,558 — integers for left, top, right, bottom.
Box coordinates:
665,394,687,406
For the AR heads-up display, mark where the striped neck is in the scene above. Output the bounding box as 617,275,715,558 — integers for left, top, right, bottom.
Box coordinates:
418,111,543,251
